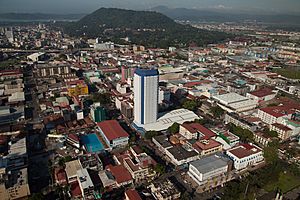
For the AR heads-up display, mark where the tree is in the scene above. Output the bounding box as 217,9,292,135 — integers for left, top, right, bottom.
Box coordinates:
144,131,159,140
210,106,224,118
182,99,197,111
168,123,179,134
265,130,278,138
229,124,253,143
194,118,208,125
263,140,279,164
154,163,166,175
91,92,111,105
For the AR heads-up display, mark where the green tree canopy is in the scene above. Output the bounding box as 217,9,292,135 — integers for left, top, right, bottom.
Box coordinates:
263,140,279,164
210,106,224,118
154,163,166,175
229,124,253,143
182,99,197,111
168,122,180,134
144,131,159,140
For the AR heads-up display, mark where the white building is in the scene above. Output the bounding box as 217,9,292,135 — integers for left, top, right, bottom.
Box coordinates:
97,120,129,149
133,68,159,127
226,144,264,170
257,106,293,125
213,93,257,113
188,154,231,185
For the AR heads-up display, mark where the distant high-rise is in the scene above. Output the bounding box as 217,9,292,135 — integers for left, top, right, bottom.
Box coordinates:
133,68,159,126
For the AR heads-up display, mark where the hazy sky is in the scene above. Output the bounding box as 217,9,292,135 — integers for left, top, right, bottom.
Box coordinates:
0,0,299,14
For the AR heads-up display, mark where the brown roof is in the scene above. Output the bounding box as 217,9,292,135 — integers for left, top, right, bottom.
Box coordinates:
271,123,292,131
181,123,216,140
97,120,129,141
107,165,132,184
193,139,222,151
228,144,261,159
125,189,142,200
250,88,275,98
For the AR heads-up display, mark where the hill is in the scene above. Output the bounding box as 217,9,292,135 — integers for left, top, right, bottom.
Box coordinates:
62,8,231,48
152,6,300,26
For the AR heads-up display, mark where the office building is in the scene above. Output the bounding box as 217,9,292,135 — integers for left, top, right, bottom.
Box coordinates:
90,103,106,123
133,68,159,127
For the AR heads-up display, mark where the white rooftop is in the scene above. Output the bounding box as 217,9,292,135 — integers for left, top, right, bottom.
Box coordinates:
144,108,200,131
77,168,94,189
213,93,248,105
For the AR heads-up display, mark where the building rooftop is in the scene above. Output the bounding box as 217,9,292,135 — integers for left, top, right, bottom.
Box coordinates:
213,93,248,105
135,68,158,77
260,106,295,118
76,168,94,189
166,146,198,161
181,123,216,140
193,139,222,151
107,165,132,184
190,154,230,174
271,123,292,131
125,189,142,200
249,87,275,98
153,135,172,148
227,143,262,159
65,159,82,179
97,120,129,141
144,109,199,132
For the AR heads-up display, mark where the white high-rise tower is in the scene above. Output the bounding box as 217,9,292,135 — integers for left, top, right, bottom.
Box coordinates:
133,68,159,127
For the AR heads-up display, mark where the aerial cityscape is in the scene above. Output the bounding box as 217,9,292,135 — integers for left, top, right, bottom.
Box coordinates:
0,0,300,200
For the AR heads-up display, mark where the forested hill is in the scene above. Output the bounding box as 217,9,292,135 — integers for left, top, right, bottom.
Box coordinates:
62,8,231,48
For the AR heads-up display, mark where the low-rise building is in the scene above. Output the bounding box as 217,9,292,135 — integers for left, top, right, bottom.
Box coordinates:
165,145,199,166
179,123,216,140
257,106,294,125
97,120,129,149
188,154,232,185
213,92,257,113
226,143,264,170
192,139,223,156
224,113,258,132
114,146,156,183
152,135,172,154
270,123,293,140
246,87,277,102
253,132,272,147
148,179,181,200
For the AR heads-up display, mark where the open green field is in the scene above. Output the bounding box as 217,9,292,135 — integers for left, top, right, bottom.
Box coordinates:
264,172,300,193
273,68,300,79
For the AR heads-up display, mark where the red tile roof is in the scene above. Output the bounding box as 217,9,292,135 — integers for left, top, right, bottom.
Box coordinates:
97,120,129,141
228,144,261,159
183,80,212,88
107,165,132,184
260,106,294,118
70,180,82,198
68,134,79,142
125,189,142,200
193,139,222,151
54,168,67,185
181,123,216,140
250,88,275,98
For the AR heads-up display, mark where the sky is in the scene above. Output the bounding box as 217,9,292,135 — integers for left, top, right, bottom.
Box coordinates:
0,0,300,14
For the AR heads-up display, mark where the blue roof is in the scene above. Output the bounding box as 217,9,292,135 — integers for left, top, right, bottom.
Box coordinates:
135,68,158,77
